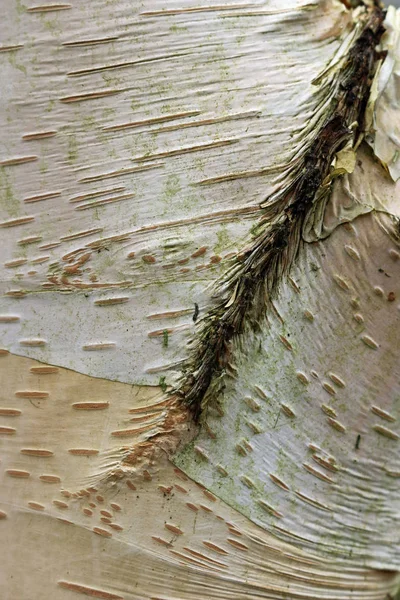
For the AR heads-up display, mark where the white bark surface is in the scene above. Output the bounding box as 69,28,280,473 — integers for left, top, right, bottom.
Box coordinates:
0,1,399,598
0,0,354,384
367,6,400,181
175,207,400,569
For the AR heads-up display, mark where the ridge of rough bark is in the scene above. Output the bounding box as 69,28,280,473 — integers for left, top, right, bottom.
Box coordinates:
176,1,387,420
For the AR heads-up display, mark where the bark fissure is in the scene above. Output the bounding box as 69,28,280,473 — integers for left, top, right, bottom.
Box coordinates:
176,2,386,420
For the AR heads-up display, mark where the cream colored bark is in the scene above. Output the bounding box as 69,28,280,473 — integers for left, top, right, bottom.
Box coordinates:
0,1,399,599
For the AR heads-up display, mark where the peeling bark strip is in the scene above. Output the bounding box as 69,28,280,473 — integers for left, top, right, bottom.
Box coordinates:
177,2,386,419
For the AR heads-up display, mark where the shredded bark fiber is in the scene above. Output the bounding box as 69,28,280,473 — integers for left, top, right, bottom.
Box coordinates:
177,1,387,420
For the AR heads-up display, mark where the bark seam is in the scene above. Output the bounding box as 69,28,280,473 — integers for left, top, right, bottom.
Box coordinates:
175,1,386,421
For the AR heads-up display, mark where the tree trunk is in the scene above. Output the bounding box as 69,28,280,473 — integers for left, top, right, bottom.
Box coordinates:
0,0,399,598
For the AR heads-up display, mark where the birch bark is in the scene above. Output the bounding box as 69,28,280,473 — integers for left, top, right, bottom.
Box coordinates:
0,1,399,599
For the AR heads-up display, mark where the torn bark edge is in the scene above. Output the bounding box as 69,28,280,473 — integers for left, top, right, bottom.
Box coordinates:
173,1,387,422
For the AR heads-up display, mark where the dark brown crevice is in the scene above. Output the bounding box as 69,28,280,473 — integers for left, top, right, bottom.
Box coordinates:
176,2,386,421
338,0,363,9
